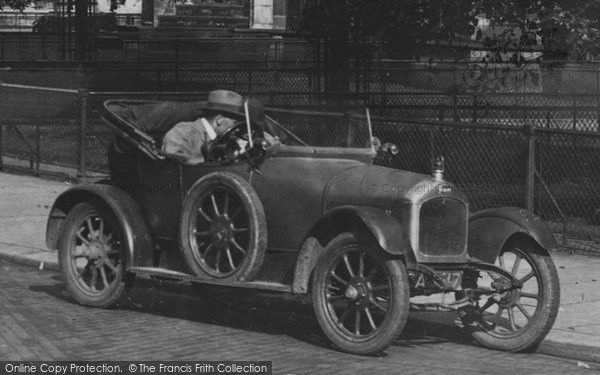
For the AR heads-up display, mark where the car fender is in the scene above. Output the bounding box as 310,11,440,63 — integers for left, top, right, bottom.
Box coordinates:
46,184,154,268
468,207,557,263
320,205,412,255
292,205,412,294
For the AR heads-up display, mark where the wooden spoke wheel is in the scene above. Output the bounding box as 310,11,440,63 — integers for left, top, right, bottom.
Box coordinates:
461,238,560,352
58,202,128,308
180,172,266,281
312,233,409,355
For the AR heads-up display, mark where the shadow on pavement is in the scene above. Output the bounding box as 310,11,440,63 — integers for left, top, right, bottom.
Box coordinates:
30,276,478,355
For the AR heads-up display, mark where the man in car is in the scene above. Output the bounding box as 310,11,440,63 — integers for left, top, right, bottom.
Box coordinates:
161,89,245,164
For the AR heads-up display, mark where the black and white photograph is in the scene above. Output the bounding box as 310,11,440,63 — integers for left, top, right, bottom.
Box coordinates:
0,0,599,374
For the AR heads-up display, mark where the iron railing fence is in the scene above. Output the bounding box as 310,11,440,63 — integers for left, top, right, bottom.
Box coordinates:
2,57,600,94
373,119,527,212
362,92,600,132
0,33,66,60
0,82,81,176
4,62,600,132
373,118,600,254
350,65,600,95
0,33,313,62
84,65,319,92
0,12,142,30
536,128,600,222
3,85,600,253
0,61,589,97
89,90,600,132
0,60,321,92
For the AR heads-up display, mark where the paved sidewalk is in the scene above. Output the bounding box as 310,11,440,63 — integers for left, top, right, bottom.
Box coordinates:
0,171,599,364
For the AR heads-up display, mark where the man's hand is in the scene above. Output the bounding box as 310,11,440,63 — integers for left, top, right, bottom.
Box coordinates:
233,139,249,157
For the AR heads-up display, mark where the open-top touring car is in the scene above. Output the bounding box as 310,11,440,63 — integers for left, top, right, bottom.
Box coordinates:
46,98,560,355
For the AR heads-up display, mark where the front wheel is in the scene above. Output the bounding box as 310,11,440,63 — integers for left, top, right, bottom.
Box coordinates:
461,238,560,352
58,202,129,308
312,233,409,355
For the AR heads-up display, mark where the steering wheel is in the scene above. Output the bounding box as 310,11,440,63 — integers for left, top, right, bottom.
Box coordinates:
203,121,264,163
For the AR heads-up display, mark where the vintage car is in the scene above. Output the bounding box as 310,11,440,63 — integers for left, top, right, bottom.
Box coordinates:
46,99,560,356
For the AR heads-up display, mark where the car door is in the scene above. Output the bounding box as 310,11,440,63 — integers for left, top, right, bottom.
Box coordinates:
136,155,183,241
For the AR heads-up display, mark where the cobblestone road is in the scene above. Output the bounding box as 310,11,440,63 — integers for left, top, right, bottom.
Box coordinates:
0,259,596,375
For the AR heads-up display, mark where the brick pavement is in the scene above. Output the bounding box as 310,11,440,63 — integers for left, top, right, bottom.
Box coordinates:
0,260,597,374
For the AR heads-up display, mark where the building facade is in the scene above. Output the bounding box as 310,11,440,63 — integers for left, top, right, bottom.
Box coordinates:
0,0,303,32
151,0,302,30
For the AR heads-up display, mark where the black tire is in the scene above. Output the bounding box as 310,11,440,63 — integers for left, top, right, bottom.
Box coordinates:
180,172,267,281
58,202,128,308
461,238,560,352
312,233,409,355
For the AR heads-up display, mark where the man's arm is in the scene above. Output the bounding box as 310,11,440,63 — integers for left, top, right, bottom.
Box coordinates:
161,120,208,164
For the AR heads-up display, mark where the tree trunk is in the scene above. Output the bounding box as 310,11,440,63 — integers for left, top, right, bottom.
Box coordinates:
323,0,350,100
74,0,89,60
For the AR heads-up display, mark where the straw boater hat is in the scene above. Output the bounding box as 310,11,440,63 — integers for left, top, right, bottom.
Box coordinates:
202,90,245,119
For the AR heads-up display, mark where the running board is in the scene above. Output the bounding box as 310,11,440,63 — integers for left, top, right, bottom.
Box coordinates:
128,267,292,293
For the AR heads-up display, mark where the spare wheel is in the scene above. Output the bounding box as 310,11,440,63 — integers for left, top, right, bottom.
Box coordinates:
179,171,267,281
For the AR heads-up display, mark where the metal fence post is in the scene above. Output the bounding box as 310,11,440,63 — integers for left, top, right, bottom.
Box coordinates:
471,94,477,123
382,69,388,105
525,124,536,212
78,89,88,177
572,95,577,132
247,60,253,93
41,34,46,60
354,57,359,93
597,68,600,131
35,124,40,173
0,124,3,171
174,40,180,83
429,127,435,172
0,120,3,172
452,68,459,121
18,31,22,60
0,82,3,171
363,58,369,94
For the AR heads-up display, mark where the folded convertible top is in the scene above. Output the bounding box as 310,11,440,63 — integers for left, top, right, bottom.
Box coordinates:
104,100,206,135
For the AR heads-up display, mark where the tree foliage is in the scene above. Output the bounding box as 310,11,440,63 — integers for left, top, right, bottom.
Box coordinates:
473,1,600,61
301,0,600,61
5,0,34,12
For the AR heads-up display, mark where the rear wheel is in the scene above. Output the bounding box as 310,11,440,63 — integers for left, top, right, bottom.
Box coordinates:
312,233,409,355
461,238,560,352
58,202,128,308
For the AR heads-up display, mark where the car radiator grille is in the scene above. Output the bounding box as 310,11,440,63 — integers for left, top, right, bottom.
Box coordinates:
419,197,467,256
